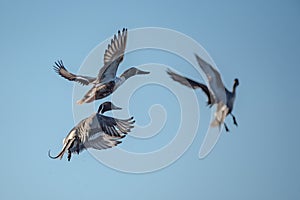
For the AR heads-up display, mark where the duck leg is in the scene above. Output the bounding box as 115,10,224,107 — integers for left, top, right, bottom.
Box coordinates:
67,149,72,161
230,113,238,126
75,137,80,154
224,123,230,132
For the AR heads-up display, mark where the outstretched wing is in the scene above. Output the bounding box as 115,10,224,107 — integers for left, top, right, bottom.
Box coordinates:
83,133,124,150
97,28,128,83
97,114,135,137
195,54,226,104
167,69,213,105
53,60,96,85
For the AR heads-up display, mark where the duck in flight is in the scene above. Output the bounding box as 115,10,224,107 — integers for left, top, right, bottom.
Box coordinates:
53,28,150,104
167,54,239,132
48,102,135,161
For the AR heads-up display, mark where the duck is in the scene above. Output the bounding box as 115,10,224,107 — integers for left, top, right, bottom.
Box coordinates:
53,28,150,104
167,54,239,132
48,102,135,161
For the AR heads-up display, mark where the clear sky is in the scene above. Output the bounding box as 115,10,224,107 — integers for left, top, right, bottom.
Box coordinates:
0,0,300,199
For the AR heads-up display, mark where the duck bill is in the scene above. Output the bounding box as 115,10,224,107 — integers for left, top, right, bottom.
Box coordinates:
136,69,150,75
111,103,122,110
48,138,74,160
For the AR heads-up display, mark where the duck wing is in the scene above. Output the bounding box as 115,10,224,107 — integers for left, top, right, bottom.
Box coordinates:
96,114,135,137
97,28,128,83
195,54,226,104
167,69,213,105
53,60,96,85
83,133,124,150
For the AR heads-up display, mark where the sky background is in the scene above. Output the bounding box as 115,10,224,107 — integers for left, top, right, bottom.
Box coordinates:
1,0,300,199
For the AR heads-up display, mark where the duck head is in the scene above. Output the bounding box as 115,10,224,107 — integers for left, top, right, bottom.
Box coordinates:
233,78,239,93
97,101,122,114
234,78,239,86
120,67,150,80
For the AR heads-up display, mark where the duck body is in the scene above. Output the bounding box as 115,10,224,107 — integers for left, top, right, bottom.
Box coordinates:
48,102,134,161
53,28,150,104
167,54,239,132
77,80,116,104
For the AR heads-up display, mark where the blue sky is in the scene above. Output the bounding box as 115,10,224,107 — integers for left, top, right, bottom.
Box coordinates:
0,0,300,199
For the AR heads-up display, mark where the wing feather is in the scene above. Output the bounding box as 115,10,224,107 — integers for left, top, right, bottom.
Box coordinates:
98,28,128,83
53,60,96,85
84,133,123,150
195,54,226,104
96,114,135,137
167,69,213,105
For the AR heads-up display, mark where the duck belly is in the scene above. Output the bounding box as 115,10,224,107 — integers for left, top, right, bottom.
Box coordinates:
94,81,115,100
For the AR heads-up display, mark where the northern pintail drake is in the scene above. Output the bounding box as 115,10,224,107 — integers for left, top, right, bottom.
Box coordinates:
53,28,150,104
48,102,135,161
167,54,239,132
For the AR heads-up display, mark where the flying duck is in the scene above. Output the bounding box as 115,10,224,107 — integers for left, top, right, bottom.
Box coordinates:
167,54,239,132
48,102,135,161
53,28,150,104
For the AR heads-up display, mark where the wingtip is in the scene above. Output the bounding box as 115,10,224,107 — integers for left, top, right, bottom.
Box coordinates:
116,141,122,145
194,53,203,63
120,135,126,139
166,68,173,74
53,66,58,72
54,60,65,68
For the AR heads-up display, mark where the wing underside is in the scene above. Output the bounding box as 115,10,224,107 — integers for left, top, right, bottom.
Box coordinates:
53,60,96,85
97,28,128,83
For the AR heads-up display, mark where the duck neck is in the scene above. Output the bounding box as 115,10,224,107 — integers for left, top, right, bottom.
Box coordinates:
120,69,135,80
97,104,104,114
232,83,238,94
114,76,126,91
